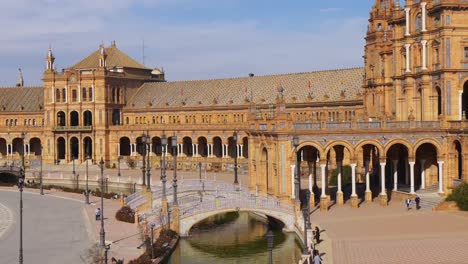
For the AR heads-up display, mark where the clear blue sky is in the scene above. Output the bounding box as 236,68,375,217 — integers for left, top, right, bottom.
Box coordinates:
0,0,375,86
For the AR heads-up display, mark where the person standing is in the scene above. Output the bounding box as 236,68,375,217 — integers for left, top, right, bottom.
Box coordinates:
314,226,320,244
405,198,411,210
95,208,101,221
313,249,322,264
415,196,421,210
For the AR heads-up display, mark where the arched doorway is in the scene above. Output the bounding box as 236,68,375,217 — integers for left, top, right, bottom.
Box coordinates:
29,138,42,155
83,137,92,158
415,143,439,190
12,138,24,156
119,137,131,156
462,81,468,119
0,138,7,156
57,111,66,126
228,136,237,158
152,137,162,156
57,137,66,160
435,86,442,117
454,141,462,180
297,145,320,195
242,137,249,158
183,137,193,157
198,137,208,157
386,143,409,192
213,137,222,158
70,111,79,126
70,137,79,160
83,110,92,126
361,144,382,198
261,148,269,191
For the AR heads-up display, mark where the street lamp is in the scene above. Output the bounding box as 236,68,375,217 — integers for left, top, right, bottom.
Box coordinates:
99,158,106,247
18,132,27,264
233,132,238,185
266,230,274,264
301,202,311,255
172,135,178,205
40,145,43,195
140,135,146,187
72,155,76,176
198,162,202,183
104,244,110,264
161,134,167,200
145,133,151,191
117,156,121,177
85,153,90,205
150,223,156,259
293,134,300,202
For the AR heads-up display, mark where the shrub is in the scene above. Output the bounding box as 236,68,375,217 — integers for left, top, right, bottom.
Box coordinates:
446,182,468,211
116,206,135,223
128,229,178,264
329,165,352,186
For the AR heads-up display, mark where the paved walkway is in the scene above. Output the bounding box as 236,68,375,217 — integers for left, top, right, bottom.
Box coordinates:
0,201,13,239
311,200,468,264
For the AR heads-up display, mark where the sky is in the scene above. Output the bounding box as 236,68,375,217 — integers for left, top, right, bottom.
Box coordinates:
0,0,376,86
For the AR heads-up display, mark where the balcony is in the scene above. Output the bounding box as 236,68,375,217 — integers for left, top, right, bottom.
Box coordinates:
53,126,93,132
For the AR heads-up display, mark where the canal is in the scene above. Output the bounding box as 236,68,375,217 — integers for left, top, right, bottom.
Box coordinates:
167,212,302,264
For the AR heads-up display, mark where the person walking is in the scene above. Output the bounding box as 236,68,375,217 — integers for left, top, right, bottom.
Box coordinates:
95,208,101,221
415,196,421,210
314,226,320,244
313,249,322,264
405,198,411,210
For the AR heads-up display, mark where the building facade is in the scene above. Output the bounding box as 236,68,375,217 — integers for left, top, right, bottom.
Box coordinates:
1,0,467,207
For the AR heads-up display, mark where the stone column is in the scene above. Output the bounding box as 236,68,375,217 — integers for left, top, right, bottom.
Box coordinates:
405,44,411,72
459,91,463,120
420,159,426,190
405,8,411,36
421,40,428,70
393,160,398,191
409,161,416,194
350,163,358,208
336,161,344,206
421,2,427,32
438,161,444,194
240,144,244,158
320,163,328,212
365,161,372,203
379,162,388,206
117,143,120,157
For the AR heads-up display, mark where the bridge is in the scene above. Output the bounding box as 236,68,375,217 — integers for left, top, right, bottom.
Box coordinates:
126,179,306,239
0,164,22,177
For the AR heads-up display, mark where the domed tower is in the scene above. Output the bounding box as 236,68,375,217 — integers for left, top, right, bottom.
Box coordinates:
363,0,395,120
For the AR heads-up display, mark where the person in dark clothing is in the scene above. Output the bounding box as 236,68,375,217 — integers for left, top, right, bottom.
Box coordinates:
315,226,320,244
415,196,421,210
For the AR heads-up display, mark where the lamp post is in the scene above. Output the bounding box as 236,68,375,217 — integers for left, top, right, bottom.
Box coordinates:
140,135,146,187
293,134,300,202
150,223,155,259
72,155,75,176
172,135,178,205
198,162,202,183
39,145,43,195
266,230,274,264
104,244,110,264
18,132,26,264
161,134,167,200
145,133,151,191
117,156,121,177
233,132,238,185
99,158,106,247
85,154,90,205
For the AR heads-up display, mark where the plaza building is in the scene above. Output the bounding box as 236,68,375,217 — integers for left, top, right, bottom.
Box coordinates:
1,0,468,209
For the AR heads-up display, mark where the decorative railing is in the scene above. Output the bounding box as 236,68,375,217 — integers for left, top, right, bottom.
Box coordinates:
53,126,92,132
292,120,456,131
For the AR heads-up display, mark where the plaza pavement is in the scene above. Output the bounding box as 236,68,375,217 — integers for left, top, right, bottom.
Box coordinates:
311,200,468,264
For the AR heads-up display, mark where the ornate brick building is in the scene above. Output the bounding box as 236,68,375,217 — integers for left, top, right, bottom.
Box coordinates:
1,0,467,207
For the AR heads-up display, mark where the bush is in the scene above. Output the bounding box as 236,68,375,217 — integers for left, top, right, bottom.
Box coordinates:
329,165,352,186
446,182,468,211
128,229,178,264
116,206,135,223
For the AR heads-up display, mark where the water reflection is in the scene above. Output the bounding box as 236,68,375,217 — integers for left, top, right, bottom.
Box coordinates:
167,212,301,264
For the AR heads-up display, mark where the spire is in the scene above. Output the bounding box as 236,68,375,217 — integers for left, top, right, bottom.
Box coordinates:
99,44,107,68
16,68,24,87
46,46,55,71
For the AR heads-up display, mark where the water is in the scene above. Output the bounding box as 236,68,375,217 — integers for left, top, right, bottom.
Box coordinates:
167,212,302,264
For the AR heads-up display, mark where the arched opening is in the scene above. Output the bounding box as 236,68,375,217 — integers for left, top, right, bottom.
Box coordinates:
29,138,42,155
435,86,442,117
418,88,423,121
415,143,439,190
297,145,320,198
261,148,269,191
83,137,92,158
119,137,131,156
183,137,193,157
70,137,79,160
0,172,18,184
228,136,237,158
112,109,120,125
152,137,162,156
0,138,7,156
361,144,382,197
83,110,92,126
12,138,24,156
213,137,222,158
198,137,208,157
57,111,66,126
454,141,462,180
70,111,79,126
57,137,66,160
325,145,352,201
242,137,249,158
386,143,409,192
462,81,468,119
136,136,148,156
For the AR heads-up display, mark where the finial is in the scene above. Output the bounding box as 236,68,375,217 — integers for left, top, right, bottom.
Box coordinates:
16,68,24,87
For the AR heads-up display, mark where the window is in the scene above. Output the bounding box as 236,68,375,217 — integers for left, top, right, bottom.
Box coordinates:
464,47,468,61
72,89,77,102
62,88,66,102
82,88,87,101
377,23,382,31
446,15,451,25
56,89,61,102
415,13,422,32
88,87,93,101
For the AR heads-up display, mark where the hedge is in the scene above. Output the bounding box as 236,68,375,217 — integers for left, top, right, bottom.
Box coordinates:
446,182,468,211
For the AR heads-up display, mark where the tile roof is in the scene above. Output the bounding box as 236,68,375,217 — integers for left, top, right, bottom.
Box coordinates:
69,45,149,70
126,67,364,110
0,87,44,112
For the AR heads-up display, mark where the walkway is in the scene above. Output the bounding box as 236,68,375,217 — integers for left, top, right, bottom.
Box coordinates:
311,200,468,264
0,187,142,263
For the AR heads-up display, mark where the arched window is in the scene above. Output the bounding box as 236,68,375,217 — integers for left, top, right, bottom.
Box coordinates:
82,87,87,101
415,13,422,31
88,87,93,101
62,88,66,102
56,89,61,102
436,87,442,117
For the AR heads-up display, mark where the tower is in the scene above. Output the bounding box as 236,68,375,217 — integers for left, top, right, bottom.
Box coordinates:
46,47,55,72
